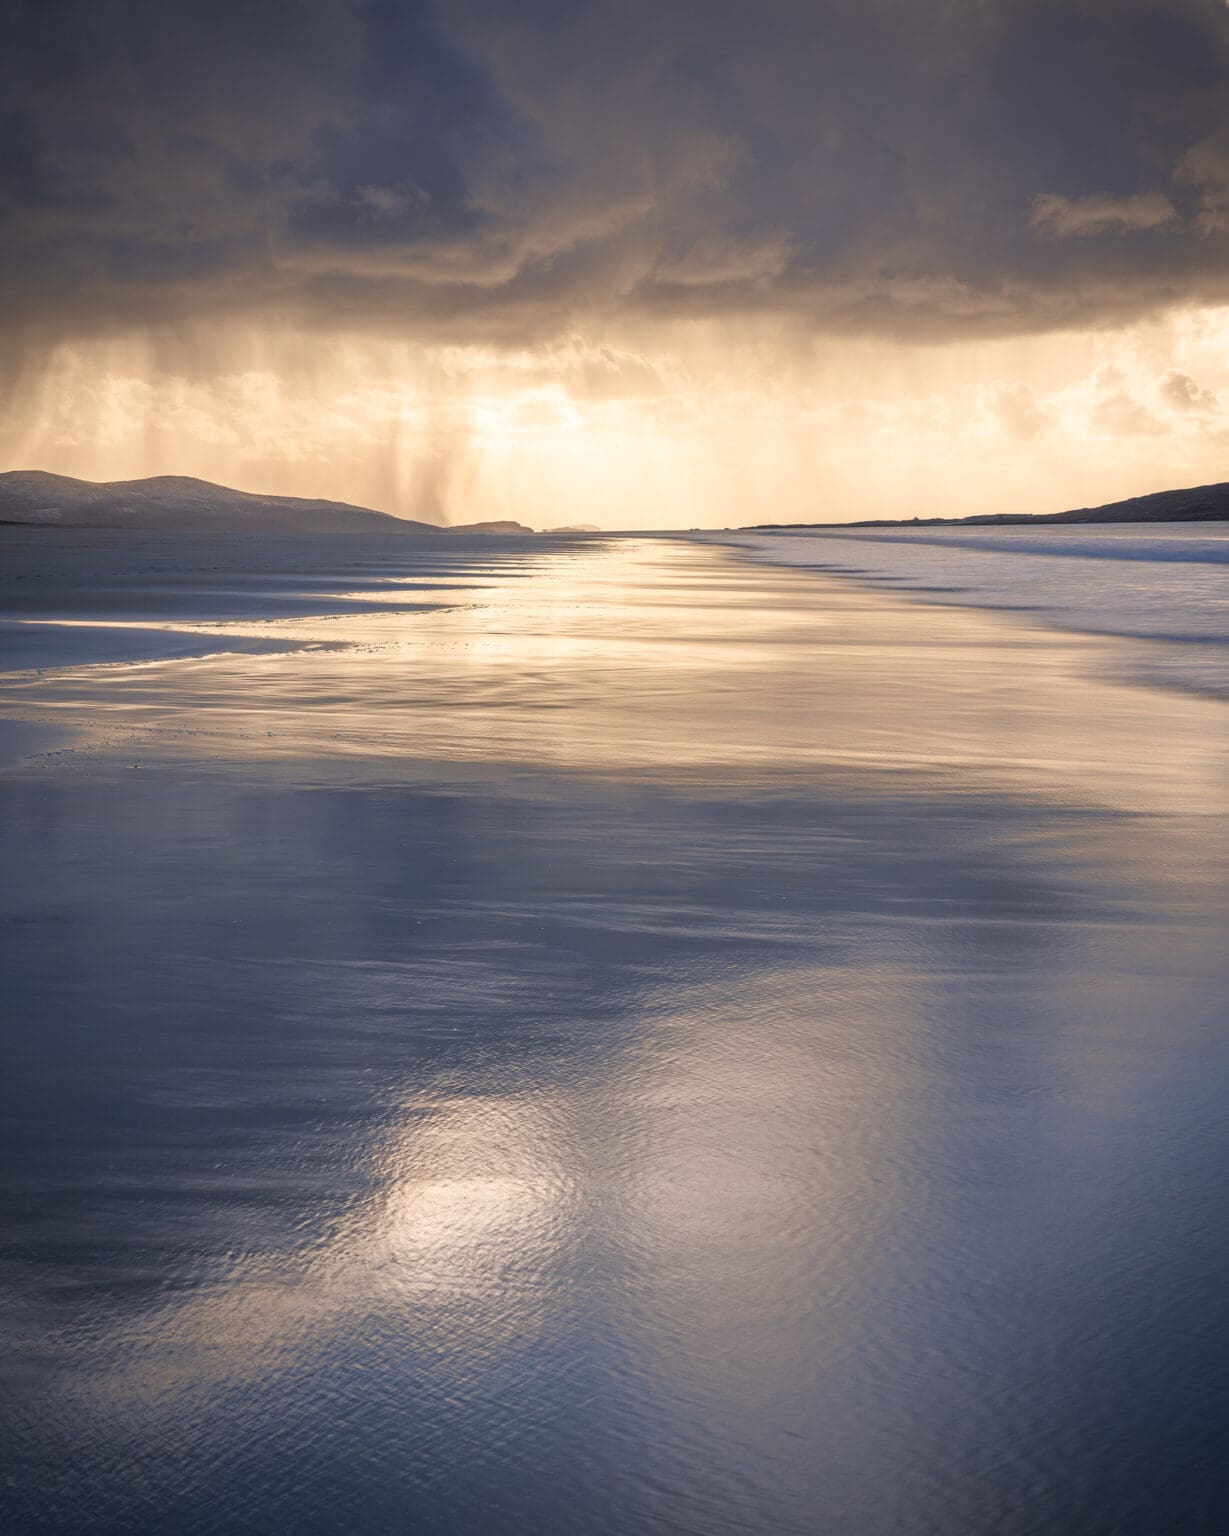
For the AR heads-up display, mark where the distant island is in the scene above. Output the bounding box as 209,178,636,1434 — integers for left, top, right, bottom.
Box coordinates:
0,471,536,536
747,479,1229,531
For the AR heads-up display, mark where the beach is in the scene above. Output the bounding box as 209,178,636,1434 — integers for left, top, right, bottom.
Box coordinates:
3,527,1229,1535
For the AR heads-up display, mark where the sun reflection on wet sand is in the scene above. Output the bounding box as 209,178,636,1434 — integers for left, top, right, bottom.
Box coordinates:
70,1088,573,1419
4,538,1227,816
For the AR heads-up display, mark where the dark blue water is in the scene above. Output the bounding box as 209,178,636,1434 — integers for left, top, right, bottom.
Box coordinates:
3,532,1229,1534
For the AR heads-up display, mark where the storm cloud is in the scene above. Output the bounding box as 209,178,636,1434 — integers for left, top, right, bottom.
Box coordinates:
4,0,1229,350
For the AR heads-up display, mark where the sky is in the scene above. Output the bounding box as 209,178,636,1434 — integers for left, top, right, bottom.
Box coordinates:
2,0,1229,528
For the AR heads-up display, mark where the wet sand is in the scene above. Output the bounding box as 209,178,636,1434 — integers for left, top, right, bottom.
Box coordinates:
2,531,1228,1535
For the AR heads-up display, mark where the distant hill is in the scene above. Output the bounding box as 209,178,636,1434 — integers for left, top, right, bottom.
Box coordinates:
747,479,1229,531
0,471,541,536
0,471,442,534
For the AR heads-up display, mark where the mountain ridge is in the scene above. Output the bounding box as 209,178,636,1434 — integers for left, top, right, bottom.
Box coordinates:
0,471,536,535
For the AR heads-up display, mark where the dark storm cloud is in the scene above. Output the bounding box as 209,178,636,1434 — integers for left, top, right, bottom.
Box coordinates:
2,0,1229,347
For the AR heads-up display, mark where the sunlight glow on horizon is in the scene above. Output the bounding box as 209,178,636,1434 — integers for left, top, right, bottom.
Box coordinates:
5,303,1229,529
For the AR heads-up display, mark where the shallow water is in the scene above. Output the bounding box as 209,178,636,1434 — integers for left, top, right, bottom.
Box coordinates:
735,521,1229,698
2,532,1229,1535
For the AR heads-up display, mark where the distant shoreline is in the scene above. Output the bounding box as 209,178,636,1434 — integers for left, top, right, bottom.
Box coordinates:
747,511,1229,530
745,478,1229,531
